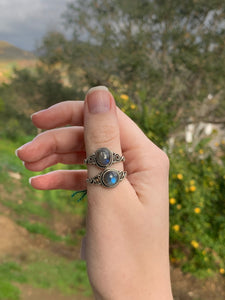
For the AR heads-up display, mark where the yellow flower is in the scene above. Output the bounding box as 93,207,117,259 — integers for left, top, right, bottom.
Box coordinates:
199,149,204,154
209,181,214,186
172,224,180,232
177,173,183,180
190,179,195,185
170,257,176,263
170,198,176,205
202,250,206,255
178,149,184,154
156,110,160,115
194,207,201,214
189,185,196,192
130,103,137,110
215,142,219,147
176,204,182,210
191,240,199,249
220,268,225,274
120,94,129,101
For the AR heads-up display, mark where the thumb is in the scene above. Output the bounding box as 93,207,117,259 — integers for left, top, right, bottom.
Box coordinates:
84,86,126,203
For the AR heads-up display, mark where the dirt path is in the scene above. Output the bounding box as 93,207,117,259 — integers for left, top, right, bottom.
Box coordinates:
18,284,94,300
171,267,225,300
0,199,225,300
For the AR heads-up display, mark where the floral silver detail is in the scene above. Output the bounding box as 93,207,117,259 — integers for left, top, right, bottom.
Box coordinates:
87,168,127,188
84,147,125,169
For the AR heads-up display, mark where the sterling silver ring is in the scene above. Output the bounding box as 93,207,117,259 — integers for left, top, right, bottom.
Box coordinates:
87,168,127,188
84,147,125,169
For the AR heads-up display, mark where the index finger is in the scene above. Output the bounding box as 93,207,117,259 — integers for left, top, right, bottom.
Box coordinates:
31,100,149,153
32,100,84,129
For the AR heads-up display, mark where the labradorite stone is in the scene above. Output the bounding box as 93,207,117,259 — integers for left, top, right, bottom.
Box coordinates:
102,170,119,187
95,148,111,167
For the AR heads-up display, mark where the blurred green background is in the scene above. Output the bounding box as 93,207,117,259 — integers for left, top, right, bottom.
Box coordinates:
0,1,224,299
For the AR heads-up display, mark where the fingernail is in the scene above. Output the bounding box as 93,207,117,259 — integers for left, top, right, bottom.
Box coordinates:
87,86,110,114
15,142,31,156
15,146,23,157
15,149,19,157
29,175,39,185
31,109,46,119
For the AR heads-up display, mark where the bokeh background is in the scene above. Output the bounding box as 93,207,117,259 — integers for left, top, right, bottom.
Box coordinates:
0,0,224,299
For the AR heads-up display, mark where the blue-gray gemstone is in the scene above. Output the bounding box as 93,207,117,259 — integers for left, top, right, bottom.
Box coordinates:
102,170,119,187
95,148,112,168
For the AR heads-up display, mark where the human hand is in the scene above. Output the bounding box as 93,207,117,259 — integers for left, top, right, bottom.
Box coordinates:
16,86,173,300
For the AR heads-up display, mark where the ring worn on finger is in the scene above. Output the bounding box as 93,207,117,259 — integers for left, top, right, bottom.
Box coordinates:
84,147,125,169
85,147,126,188
87,168,127,188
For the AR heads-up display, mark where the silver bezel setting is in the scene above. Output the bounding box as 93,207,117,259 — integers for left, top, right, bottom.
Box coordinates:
84,147,125,169
87,168,127,188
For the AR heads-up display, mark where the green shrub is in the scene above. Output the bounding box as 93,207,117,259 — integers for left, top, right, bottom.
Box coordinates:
114,88,225,278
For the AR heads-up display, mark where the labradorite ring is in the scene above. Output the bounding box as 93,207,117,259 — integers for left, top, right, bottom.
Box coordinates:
84,147,125,169
87,168,127,188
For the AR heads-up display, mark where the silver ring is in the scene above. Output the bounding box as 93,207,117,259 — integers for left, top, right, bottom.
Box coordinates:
87,168,127,188
84,147,125,169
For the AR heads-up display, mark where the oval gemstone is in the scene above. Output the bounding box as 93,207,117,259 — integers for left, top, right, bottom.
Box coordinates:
102,169,119,187
95,148,112,168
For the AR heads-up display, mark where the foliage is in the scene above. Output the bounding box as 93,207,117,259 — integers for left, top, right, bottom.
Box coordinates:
169,141,225,278
0,137,90,297
0,259,91,299
0,281,20,300
114,90,177,147
37,0,225,125
0,0,224,287
116,94,225,278
0,262,24,300
0,66,80,139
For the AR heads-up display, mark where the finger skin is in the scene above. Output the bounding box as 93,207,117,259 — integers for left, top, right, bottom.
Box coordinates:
24,152,86,171
31,100,149,153
19,98,169,202
30,170,87,190
17,127,85,163
31,100,84,129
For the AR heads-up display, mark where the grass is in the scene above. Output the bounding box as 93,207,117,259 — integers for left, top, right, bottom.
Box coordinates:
16,220,77,245
0,258,92,299
24,258,91,295
0,137,90,298
0,262,25,300
0,281,20,300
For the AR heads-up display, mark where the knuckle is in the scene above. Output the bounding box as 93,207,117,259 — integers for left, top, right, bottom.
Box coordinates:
149,147,170,174
158,150,170,169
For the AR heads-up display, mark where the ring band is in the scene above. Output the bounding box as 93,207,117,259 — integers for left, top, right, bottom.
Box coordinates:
84,147,125,169
87,168,127,188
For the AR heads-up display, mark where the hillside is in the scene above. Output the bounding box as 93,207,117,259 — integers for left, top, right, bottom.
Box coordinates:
0,40,35,60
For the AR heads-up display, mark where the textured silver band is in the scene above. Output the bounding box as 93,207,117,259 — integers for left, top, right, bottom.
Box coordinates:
84,147,125,169
87,168,127,188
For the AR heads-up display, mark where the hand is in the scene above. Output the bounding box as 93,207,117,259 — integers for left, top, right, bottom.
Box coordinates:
16,86,173,300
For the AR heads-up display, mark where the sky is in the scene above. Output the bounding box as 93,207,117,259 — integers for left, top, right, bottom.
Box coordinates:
0,0,71,51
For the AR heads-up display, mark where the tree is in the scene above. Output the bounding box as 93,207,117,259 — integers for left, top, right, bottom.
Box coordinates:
37,0,225,128
0,67,79,138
